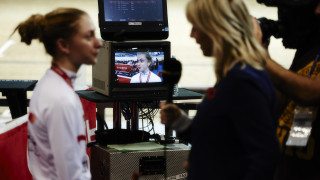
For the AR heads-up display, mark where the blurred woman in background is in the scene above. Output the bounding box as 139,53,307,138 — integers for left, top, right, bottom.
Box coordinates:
12,7,102,179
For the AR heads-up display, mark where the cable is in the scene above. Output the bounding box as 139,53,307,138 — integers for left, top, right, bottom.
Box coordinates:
137,100,159,134
119,101,159,134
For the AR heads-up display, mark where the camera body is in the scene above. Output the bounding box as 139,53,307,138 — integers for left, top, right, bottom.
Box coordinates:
257,0,319,49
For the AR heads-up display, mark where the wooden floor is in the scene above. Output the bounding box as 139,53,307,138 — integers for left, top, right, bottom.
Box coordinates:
0,0,296,121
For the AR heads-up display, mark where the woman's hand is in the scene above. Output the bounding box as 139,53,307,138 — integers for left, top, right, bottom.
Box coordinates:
251,17,263,45
131,171,141,180
159,102,182,127
251,16,270,48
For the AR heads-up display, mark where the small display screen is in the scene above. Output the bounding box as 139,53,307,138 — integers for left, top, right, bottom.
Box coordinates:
114,50,164,83
103,0,164,22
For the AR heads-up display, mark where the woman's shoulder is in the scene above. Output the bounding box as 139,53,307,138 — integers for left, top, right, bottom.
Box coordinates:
34,70,77,100
225,62,276,98
151,72,161,79
227,62,268,82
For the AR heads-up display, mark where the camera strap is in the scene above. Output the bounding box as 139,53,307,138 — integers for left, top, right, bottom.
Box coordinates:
286,52,320,147
308,52,320,78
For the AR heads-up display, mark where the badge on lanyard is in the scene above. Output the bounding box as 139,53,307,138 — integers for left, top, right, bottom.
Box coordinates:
286,52,320,147
286,106,316,146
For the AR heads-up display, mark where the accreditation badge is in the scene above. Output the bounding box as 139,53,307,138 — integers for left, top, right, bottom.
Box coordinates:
286,106,317,147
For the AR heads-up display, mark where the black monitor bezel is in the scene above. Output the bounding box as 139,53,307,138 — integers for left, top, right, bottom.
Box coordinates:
98,0,169,41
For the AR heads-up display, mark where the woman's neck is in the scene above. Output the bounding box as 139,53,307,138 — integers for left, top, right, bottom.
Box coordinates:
141,69,150,75
52,57,80,73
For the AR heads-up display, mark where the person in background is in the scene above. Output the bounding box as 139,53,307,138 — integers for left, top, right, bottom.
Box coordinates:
160,0,280,179
130,52,161,83
253,1,320,179
12,7,102,179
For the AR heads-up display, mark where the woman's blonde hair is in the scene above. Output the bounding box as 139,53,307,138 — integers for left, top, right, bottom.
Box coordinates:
12,8,87,58
186,0,268,82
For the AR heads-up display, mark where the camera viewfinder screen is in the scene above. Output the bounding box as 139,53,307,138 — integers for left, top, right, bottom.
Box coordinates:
115,51,164,83
103,0,164,22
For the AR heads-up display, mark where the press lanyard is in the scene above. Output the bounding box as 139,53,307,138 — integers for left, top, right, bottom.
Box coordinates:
286,52,320,147
309,52,320,78
51,64,73,89
139,71,151,83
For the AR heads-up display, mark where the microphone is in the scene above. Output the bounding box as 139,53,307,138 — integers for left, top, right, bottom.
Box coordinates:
162,57,182,180
162,57,182,138
162,57,182,103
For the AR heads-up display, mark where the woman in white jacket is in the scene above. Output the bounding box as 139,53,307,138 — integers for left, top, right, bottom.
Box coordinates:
12,7,102,180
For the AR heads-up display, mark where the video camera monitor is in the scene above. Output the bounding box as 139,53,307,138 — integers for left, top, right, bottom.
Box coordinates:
98,0,169,41
92,41,170,98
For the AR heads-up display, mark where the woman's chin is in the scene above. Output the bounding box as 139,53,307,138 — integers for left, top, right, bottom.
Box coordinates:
202,51,213,57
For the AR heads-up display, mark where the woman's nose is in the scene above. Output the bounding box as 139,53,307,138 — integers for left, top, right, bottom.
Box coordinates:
95,38,102,48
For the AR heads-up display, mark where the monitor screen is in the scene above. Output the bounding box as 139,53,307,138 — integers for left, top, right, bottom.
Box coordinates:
103,0,164,22
114,50,164,84
98,0,169,41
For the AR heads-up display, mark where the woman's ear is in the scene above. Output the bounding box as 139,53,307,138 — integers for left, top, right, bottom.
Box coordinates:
56,38,70,54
